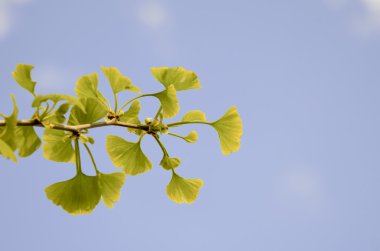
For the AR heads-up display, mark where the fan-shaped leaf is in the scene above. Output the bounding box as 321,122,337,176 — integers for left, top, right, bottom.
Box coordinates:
43,103,71,124
75,72,108,106
101,66,141,94
119,100,142,134
42,129,75,162
0,95,18,150
106,135,152,175
211,106,243,155
119,100,140,124
32,94,85,113
183,131,198,143
12,64,36,95
15,126,41,157
0,139,16,162
68,97,108,125
153,85,179,118
45,172,101,215
181,110,207,122
151,67,201,91
160,156,181,170
166,172,203,204
98,172,126,208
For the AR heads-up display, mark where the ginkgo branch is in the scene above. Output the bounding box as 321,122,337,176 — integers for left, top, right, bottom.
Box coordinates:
0,119,150,134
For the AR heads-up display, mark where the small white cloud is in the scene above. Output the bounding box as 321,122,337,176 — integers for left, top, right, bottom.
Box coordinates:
324,0,380,35
137,2,168,28
0,6,11,39
274,166,324,211
0,0,32,40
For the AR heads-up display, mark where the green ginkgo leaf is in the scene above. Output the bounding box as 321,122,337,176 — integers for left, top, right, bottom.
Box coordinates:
166,172,203,204
75,72,108,107
45,172,101,215
43,103,71,124
181,110,207,122
153,85,179,118
106,135,152,176
32,94,86,113
98,172,126,208
0,95,18,151
183,131,198,143
211,106,243,155
101,66,141,94
68,97,108,125
151,67,201,91
0,139,17,162
119,100,140,124
160,156,181,170
15,126,41,157
12,64,36,96
119,100,142,134
42,129,75,162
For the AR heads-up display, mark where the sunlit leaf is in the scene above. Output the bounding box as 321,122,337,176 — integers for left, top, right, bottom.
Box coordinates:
0,95,18,150
166,172,203,204
15,126,41,157
211,106,243,155
75,72,108,106
98,172,126,208
153,85,179,118
151,67,201,91
106,135,152,175
42,129,75,162
43,103,71,124
160,156,181,170
183,131,198,143
45,172,101,215
0,139,17,162
101,66,141,94
119,100,140,124
32,94,85,113
119,100,142,134
12,64,36,95
79,135,95,145
68,97,108,125
181,110,207,122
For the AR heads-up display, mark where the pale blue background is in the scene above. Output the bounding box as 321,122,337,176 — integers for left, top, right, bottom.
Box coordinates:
1,0,380,250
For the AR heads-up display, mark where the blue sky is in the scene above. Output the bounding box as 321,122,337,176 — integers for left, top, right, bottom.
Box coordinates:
1,0,380,250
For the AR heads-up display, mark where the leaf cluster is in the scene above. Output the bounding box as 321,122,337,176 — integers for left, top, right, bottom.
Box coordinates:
0,64,243,215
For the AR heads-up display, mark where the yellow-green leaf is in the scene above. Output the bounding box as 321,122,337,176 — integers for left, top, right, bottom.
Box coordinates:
151,67,201,91
42,129,75,162
0,139,17,162
75,72,108,107
166,172,203,204
153,85,179,118
43,103,71,124
101,66,141,94
106,135,152,176
119,100,142,134
183,131,198,143
32,94,85,113
12,64,36,95
211,106,243,155
68,97,108,125
160,156,181,170
0,95,18,151
98,172,126,208
119,100,140,124
45,172,101,215
181,110,207,122
15,126,41,157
